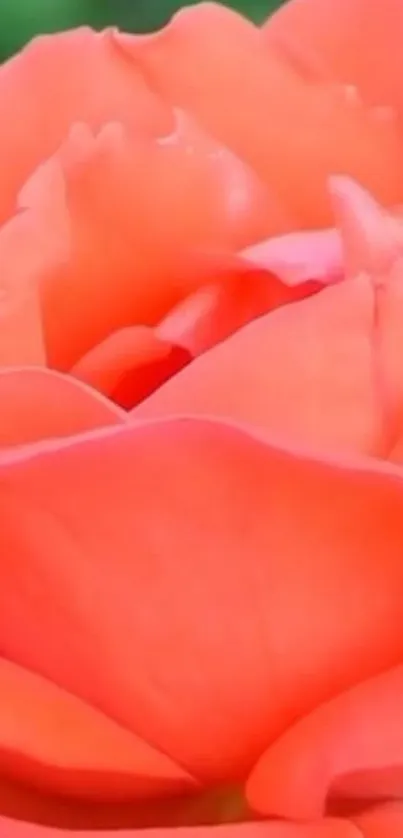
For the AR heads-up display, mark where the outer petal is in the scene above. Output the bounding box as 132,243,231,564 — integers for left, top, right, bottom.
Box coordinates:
2,419,403,783
26,114,277,371
0,368,124,446
0,27,170,223
115,4,403,227
247,665,403,819
264,0,403,115
0,657,194,801
0,820,361,838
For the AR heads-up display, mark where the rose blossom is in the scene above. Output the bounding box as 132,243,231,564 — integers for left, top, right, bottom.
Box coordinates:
1,0,403,837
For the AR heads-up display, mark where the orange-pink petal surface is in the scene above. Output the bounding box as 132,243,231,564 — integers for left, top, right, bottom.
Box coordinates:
0,819,365,838
116,3,403,227
24,113,274,372
0,27,170,224
264,0,403,115
0,368,124,447
247,665,403,819
0,657,194,800
133,181,403,461
2,418,403,784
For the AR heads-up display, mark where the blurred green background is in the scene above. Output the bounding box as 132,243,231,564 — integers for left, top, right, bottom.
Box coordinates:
0,0,284,60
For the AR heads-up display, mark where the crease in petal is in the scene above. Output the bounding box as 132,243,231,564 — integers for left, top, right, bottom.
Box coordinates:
0,656,195,801
1,419,403,783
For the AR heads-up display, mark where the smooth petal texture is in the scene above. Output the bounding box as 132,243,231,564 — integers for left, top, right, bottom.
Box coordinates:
0,27,170,223
264,0,403,115
27,113,275,372
0,657,194,801
133,181,403,462
0,820,362,838
116,4,403,227
354,803,403,837
0,368,124,446
247,665,403,820
133,276,380,456
2,420,403,783
71,326,174,398
329,178,403,461
0,192,68,367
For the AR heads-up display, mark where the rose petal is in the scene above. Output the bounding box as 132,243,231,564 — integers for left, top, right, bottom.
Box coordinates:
25,112,276,371
116,3,403,227
132,182,403,462
133,275,380,456
354,803,403,837
71,326,173,398
264,0,403,116
0,368,124,446
157,250,320,358
247,665,403,820
0,819,360,838
0,27,170,223
0,656,194,802
0,194,68,367
1,419,403,783
241,228,343,287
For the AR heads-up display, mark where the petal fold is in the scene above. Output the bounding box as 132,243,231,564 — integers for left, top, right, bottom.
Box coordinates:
247,665,403,820
27,115,275,371
0,657,194,801
0,368,124,447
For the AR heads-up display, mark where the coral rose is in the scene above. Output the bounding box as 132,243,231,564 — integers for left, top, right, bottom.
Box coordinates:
1,0,403,837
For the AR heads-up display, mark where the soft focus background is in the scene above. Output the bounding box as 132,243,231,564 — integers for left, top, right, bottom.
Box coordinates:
0,0,284,60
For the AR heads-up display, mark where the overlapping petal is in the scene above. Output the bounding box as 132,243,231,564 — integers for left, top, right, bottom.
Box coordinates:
1,418,403,784
0,27,170,224
133,181,403,461
0,657,194,802
247,665,403,819
21,112,275,373
0,368,124,446
156,238,328,360
116,3,403,227
264,0,403,116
